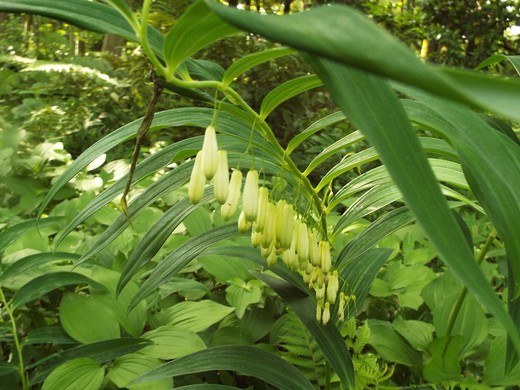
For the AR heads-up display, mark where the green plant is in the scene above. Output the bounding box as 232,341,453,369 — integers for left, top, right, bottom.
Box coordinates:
1,0,520,389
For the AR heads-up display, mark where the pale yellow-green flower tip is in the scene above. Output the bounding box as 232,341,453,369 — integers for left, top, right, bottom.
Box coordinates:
221,169,242,220
238,210,252,233
188,151,206,204
213,150,229,204
255,187,269,232
322,302,331,325
201,125,219,179
319,240,332,274
242,170,259,222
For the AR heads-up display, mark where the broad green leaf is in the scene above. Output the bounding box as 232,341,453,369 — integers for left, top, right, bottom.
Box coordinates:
393,317,434,352
254,272,355,389
423,336,465,382
30,338,150,385
60,293,120,344
0,252,79,284
41,358,104,390
287,111,347,155
163,0,239,74
108,353,172,390
433,293,488,358
159,300,234,332
130,224,241,309
141,325,206,360
484,334,520,386
132,345,314,390
90,267,147,338
367,319,422,369
259,75,322,120
12,272,106,309
0,217,64,254
226,279,263,319
207,1,520,122
222,47,295,87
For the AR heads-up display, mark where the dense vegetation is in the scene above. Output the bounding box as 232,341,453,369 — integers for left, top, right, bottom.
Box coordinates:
0,1,520,389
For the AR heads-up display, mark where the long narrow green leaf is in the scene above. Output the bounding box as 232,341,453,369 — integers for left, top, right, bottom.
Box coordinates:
55,137,202,248
476,54,520,74
307,58,520,353
132,345,313,389
337,248,391,319
0,252,79,284
222,47,295,87
260,75,323,120
0,217,64,254
117,194,212,295
76,162,195,265
402,95,520,292
206,1,520,123
163,0,238,73
287,111,348,155
316,139,460,192
12,272,106,309
254,272,355,389
130,224,241,309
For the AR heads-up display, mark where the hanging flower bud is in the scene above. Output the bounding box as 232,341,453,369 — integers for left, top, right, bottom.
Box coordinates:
338,292,345,322
316,299,323,323
275,200,287,246
267,250,278,267
261,203,276,248
282,247,298,271
322,302,331,325
201,125,219,179
308,230,320,266
255,187,269,232
242,170,259,222
297,222,309,261
251,230,262,248
326,270,339,304
319,240,332,274
188,151,206,204
221,169,242,220
213,150,229,204
279,203,294,250
260,242,274,258
315,284,325,301
238,210,251,233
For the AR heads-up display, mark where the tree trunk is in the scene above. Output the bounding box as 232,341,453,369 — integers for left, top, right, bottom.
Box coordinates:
102,34,126,56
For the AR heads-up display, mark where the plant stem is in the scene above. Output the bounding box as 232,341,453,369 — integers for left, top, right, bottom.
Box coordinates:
139,0,168,78
0,287,28,390
445,230,496,337
167,75,329,236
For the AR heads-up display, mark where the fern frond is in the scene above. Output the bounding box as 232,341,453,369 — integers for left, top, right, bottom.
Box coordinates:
270,311,328,386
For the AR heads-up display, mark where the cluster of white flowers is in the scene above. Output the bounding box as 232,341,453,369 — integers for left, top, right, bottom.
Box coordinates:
188,125,351,325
